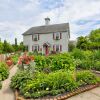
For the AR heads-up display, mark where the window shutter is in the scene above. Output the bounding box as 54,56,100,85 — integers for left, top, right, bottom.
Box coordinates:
32,46,34,51
53,45,55,51
53,33,55,39
38,34,39,40
38,45,39,51
32,35,34,40
60,45,62,51
60,33,62,39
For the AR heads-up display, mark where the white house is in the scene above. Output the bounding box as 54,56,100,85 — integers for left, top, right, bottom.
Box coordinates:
23,18,70,55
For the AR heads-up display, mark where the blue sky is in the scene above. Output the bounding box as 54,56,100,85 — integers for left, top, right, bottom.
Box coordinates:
0,0,100,43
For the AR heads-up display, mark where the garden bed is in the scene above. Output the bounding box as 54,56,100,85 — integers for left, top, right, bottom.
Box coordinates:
15,83,100,100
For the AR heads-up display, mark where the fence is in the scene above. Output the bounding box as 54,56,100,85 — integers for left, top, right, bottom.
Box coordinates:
0,54,6,62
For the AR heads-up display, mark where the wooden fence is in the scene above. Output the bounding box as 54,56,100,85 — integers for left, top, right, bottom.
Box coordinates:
0,54,6,62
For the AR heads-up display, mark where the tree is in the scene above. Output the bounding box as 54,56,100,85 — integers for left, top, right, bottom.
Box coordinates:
3,40,14,53
68,41,76,52
76,36,89,50
0,42,3,54
18,42,26,52
15,38,17,46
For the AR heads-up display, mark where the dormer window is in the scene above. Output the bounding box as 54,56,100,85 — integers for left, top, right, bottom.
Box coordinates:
32,34,39,41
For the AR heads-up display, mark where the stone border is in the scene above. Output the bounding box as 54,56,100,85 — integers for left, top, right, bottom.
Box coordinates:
15,83,100,100
92,70,100,74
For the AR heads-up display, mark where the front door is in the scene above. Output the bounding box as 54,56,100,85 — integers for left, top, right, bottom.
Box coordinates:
45,46,49,56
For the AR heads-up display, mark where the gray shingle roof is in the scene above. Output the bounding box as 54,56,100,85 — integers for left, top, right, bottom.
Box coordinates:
22,23,70,37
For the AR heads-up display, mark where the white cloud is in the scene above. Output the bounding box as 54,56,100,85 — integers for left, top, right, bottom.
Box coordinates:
0,0,100,43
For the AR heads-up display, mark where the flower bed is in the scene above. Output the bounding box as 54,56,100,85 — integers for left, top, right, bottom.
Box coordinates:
0,62,9,89
15,83,100,100
11,70,100,99
10,53,100,99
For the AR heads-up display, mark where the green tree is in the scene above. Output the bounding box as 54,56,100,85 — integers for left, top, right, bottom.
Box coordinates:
15,38,17,46
0,42,3,54
3,40,14,53
76,36,89,50
18,42,26,52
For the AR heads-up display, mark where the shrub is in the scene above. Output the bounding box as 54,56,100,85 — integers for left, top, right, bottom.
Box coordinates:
93,61,100,71
0,62,9,81
10,70,33,90
12,54,19,65
76,71,100,86
71,49,85,60
13,70,78,98
34,53,75,72
93,50,100,60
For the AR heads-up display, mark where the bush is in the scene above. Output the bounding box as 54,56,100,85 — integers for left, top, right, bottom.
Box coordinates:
11,70,78,98
76,71,100,86
0,62,9,81
93,61,100,71
35,53,75,72
71,49,85,60
10,70,33,90
12,54,19,65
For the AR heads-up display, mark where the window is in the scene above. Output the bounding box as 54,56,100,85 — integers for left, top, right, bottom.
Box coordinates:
32,45,39,51
53,32,62,40
53,44,62,52
56,45,60,52
32,34,39,41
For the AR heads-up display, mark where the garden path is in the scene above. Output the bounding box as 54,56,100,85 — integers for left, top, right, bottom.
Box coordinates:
0,65,18,100
67,87,100,100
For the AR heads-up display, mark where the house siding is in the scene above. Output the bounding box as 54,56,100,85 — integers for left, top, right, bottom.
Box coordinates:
23,32,69,54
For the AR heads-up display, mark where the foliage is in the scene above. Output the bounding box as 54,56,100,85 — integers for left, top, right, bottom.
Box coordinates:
76,36,89,50
34,53,75,72
0,42,3,54
71,48,85,60
3,40,15,53
0,62,9,81
68,41,76,52
11,70,78,98
10,70,33,90
12,54,19,65
11,69,100,99
93,61,100,71
76,71,100,86
76,29,100,50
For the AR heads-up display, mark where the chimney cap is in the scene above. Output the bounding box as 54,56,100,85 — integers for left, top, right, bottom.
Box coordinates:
45,17,50,21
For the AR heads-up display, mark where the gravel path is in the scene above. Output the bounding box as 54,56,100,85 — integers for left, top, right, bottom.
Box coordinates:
0,65,18,100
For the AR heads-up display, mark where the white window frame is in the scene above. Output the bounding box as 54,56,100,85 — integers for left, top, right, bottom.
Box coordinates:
33,45,39,51
55,32,60,40
33,34,38,41
55,44,60,52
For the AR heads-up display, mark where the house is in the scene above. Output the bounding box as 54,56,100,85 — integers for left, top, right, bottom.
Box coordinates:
22,18,70,55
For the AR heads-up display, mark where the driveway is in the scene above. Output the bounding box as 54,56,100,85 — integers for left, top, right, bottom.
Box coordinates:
0,65,18,100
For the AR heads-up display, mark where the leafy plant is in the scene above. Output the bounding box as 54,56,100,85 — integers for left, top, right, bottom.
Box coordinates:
0,62,9,81
76,71,100,86
10,70,33,90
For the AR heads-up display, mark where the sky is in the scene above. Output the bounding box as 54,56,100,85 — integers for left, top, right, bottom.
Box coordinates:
0,0,100,44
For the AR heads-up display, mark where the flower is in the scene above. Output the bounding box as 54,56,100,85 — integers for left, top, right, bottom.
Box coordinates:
46,87,49,91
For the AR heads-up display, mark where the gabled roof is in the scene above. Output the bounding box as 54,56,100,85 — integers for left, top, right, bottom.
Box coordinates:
22,23,70,37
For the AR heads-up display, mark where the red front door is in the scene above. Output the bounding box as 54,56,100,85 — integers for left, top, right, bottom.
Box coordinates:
45,46,49,56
